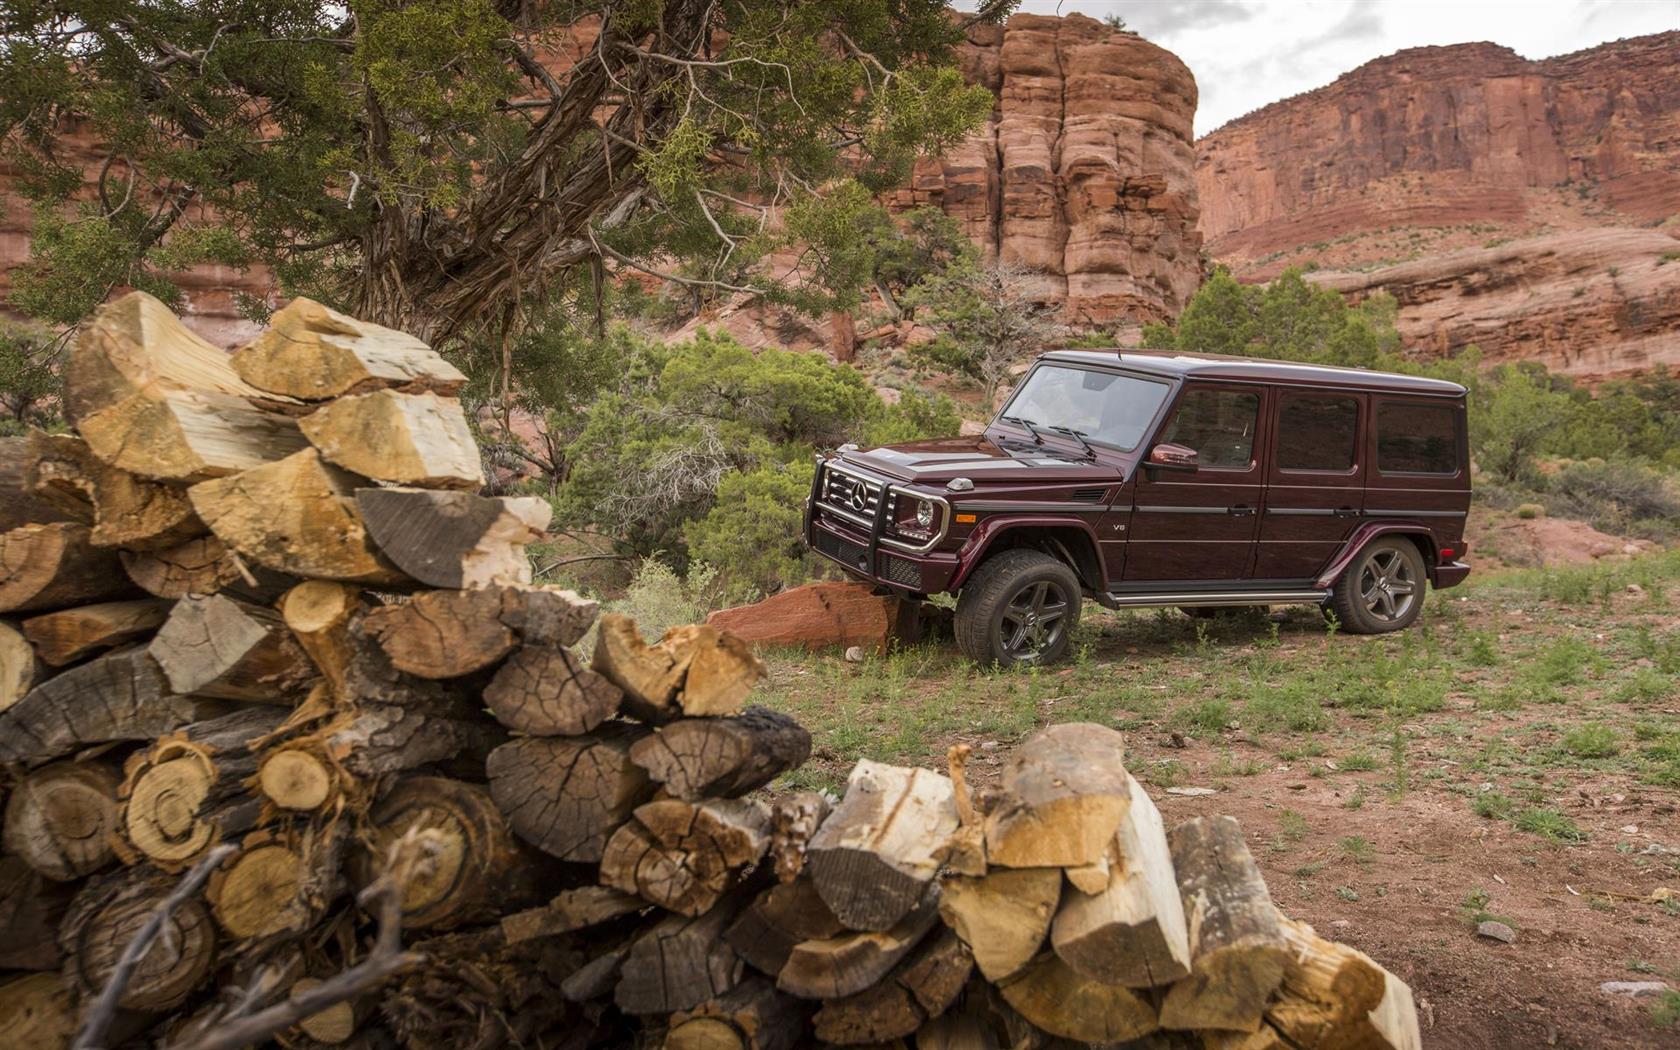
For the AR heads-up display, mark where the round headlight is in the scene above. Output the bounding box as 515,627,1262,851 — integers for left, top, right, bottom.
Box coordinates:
915,500,935,528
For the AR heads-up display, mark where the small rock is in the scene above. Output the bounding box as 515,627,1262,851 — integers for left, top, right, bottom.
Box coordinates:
978,740,999,751
843,646,865,663
1162,731,1187,749
1477,920,1516,944
1626,583,1646,597
1330,919,1352,929
1621,824,1639,834
1164,786,1217,797
1599,981,1670,998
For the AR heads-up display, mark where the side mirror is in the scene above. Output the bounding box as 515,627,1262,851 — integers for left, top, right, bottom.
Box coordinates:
1146,442,1199,473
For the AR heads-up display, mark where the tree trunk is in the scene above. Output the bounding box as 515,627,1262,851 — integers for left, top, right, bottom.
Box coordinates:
487,725,654,863
60,868,220,1011
20,598,171,666
355,487,550,589
805,760,958,932
997,952,1158,1045
667,977,809,1050
230,297,466,401
0,522,138,613
984,723,1132,870
811,929,972,1045
614,884,751,1015
149,593,316,702
0,857,73,970
776,889,940,1001
629,707,811,800
3,759,123,881
0,620,41,712
299,390,485,489
938,867,1061,983
1158,816,1290,1033
600,797,770,916
361,584,598,679
482,645,621,736
0,647,200,766
724,878,846,979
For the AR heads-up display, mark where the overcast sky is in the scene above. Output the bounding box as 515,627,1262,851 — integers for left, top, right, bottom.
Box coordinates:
960,1,1680,137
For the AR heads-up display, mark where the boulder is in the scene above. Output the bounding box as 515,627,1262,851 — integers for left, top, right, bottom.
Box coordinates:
706,582,921,653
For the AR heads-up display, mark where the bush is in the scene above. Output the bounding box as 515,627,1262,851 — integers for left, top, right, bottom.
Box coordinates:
1515,503,1544,520
1545,459,1680,539
686,461,820,602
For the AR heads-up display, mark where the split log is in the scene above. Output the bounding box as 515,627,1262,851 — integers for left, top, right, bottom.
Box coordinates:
482,645,621,736
0,972,76,1049
0,620,40,712
299,390,484,489
355,487,549,588
630,707,811,800
20,598,171,666
65,291,306,482
278,579,363,696
1158,816,1290,1033
26,430,203,549
776,889,940,1000
0,435,83,530
0,857,73,970
361,584,598,679
487,725,654,862
206,831,315,941
942,744,986,877
1265,918,1420,1050
805,760,959,931
189,448,406,585
1050,773,1190,988
769,792,831,884
116,707,285,871
501,885,644,945
60,869,220,1011
1203,1026,1290,1050
120,534,244,599
230,297,465,400
3,760,122,881
0,647,199,765
259,703,504,809
937,867,1061,983
984,722,1131,870
725,878,845,978
615,885,750,1014
593,613,689,715
600,797,770,916
149,593,316,701
677,624,767,716
997,952,1158,1045
667,977,809,1050
594,617,765,721
19,430,98,521
561,945,627,1003
288,976,363,1044
812,929,972,1045
915,1011,1000,1050
0,522,137,613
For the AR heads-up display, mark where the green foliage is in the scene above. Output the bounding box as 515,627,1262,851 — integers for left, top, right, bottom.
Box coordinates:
687,462,817,601
1560,723,1620,759
906,258,1062,398
0,321,62,433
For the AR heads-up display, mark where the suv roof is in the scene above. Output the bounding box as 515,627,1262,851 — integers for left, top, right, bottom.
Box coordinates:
1039,349,1467,397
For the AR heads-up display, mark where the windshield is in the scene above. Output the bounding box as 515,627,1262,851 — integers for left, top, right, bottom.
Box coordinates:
996,365,1172,451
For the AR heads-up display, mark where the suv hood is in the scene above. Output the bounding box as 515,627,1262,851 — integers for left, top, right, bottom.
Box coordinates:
837,434,1121,487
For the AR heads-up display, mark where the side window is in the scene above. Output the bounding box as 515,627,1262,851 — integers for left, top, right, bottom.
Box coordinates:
1376,401,1460,474
1276,394,1359,472
1160,387,1260,469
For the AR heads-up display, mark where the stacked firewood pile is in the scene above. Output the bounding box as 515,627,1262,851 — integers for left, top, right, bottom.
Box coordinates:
0,292,1421,1050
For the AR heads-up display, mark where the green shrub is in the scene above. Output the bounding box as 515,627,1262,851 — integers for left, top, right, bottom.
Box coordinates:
1560,723,1620,758
1515,503,1544,520
1546,459,1680,539
1513,807,1586,843
686,461,820,602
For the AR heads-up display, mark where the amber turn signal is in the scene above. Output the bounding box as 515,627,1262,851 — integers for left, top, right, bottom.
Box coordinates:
955,513,977,524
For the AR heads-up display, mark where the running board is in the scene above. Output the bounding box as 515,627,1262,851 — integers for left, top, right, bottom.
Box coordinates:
1104,589,1331,609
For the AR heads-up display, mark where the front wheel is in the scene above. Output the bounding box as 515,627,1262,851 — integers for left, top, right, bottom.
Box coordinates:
1328,537,1426,634
954,550,1082,666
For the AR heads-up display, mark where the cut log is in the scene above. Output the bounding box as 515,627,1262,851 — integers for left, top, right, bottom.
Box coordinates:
482,645,621,736
805,760,959,932
289,976,363,1044
591,613,690,719
1051,773,1191,988
230,296,465,400
299,390,484,489
0,647,199,765
600,797,771,916
20,598,171,666
149,592,316,702
1265,918,1419,1050
501,885,645,945
938,867,1061,983
0,620,40,713
3,760,122,881
66,291,306,481
206,831,314,941
769,791,831,884
26,430,203,550
270,701,505,794
189,447,406,584
0,972,76,1049
0,858,73,970
942,744,986,877
776,889,940,1000
615,885,750,1014
812,929,972,1045
61,868,220,1011
486,726,654,862
561,945,628,1003
668,977,809,1050
0,435,83,530
997,952,1158,1045
362,584,598,679
984,722,1131,869
120,534,244,598
725,879,846,978
674,624,767,716
278,579,363,696
630,707,811,800
356,487,549,588
256,745,339,812
19,430,98,522
1203,1025,1291,1050
116,706,285,871
915,1011,1000,1050
1158,816,1290,1033
0,522,137,613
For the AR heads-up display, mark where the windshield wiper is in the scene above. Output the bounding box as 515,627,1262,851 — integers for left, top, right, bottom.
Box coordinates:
1048,425,1098,460
1000,415,1045,445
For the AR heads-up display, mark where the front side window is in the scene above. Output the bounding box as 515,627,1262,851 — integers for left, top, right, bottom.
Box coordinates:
999,366,1172,451
1376,401,1460,474
1276,394,1359,472
1159,386,1261,469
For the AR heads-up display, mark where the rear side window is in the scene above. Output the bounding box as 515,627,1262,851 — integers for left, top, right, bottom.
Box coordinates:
1160,387,1260,469
1376,401,1460,474
1276,394,1359,471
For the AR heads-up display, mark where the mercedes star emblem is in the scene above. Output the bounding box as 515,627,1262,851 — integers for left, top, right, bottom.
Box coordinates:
847,479,870,512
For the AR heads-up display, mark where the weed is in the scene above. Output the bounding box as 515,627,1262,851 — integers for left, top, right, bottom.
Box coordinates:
1653,990,1680,1030
1514,807,1587,844
1560,723,1620,758
1335,885,1360,902
1472,792,1515,820
1464,631,1501,667
1174,696,1232,735
1339,752,1380,772
1340,836,1375,864
1344,787,1367,810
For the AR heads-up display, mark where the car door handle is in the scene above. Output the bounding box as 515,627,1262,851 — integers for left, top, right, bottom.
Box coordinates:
1228,505,1256,517
1334,507,1361,518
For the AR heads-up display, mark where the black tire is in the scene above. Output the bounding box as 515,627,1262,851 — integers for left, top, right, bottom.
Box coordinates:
1328,536,1426,634
954,549,1082,666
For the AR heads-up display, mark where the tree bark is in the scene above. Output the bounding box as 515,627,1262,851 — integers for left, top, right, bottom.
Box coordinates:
984,722,1132,870
60,868,220,1011
0,647,199,766
299,391,484,490
614,883,750,1015
0,857,73,970
487,725,654,863
599,797,770,916
361,584,598,679
0,522,138,614
938,867,1061,983
149,593,316,702
482,645,621,736
230,298,466,401
355,487,549,589
3,759,123,881
0,619,41,712
629,707,811,800
20,598,172,667
811,929,972,1046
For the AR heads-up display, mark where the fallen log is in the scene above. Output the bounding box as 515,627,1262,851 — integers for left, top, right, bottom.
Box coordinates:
299,390,484,489
937,866,1061,983
482,645,621,736
149,593,315,702
486,726,653,863
629,706,811,800
0,522,137,614
984,722,1131,870
230,297,466,400
3,759,123,881
0,647,199,766
361,584,598,679
21,598,171,667
599,797,770,916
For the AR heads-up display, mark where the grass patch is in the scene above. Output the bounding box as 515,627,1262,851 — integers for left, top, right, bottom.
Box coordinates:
1560,723,1620,759
1514,807,1587,844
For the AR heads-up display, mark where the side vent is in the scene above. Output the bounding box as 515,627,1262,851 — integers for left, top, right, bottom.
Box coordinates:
1070,487,1107,504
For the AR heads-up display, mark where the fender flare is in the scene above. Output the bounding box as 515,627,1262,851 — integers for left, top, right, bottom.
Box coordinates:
949,516,1108,592
1316,523,1441,590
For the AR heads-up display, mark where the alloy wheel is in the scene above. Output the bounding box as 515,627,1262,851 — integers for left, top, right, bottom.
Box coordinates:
1358,547,1417,624
999,579,1071,662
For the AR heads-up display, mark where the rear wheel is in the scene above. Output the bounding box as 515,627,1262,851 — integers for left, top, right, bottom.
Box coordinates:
954,550,1081,667
1329,537,1426,634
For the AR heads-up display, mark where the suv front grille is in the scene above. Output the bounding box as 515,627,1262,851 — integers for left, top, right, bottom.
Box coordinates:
814,528,870,570
819,463,884,527
880,554,922,588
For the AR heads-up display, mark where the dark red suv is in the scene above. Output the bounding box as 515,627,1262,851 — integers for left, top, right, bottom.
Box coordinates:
803,351,1471,665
